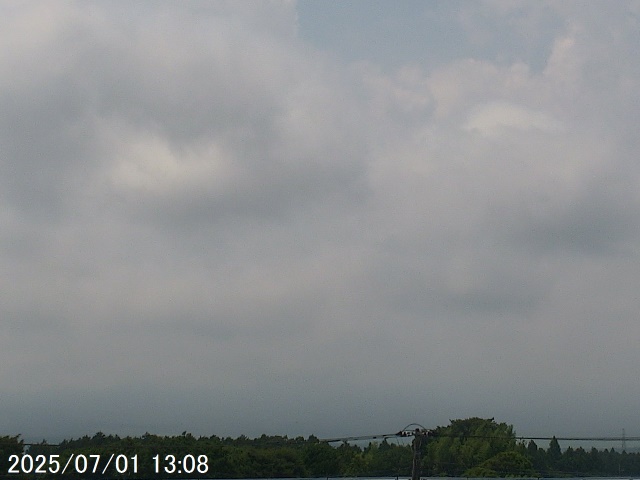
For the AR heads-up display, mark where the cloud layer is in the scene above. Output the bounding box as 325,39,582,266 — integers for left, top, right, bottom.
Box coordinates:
1,0,640,441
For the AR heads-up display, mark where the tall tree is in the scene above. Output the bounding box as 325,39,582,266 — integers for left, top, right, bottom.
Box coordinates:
0,435,24,474
423,418,516,476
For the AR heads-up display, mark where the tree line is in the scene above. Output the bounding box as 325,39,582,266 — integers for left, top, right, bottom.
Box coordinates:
2,418,640,478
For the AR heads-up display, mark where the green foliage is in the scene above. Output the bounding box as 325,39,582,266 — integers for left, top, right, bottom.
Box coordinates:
302,441,340,476
362,439,412,476
0,435,24,473
10,418,640,478
465,450,537,477
547,436,562,460
423,417,517,476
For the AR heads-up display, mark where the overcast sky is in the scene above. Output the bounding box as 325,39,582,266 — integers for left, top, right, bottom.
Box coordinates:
2,0,640,444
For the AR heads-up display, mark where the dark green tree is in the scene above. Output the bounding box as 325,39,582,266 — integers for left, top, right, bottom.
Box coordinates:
424,417,516,476
546,436,562,473
465,450,537,477
0,435,24,474
303,441,340,476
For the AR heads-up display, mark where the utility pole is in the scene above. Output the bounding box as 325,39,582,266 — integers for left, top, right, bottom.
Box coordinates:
397,426,432,480
412,432,422,480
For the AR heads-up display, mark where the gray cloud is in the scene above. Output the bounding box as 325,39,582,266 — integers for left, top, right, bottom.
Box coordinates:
1,1,640,442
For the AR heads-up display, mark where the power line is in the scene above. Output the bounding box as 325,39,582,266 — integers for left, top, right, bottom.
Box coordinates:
319,423,640,480
322,425,433,443
322,425,432,480
320,428,640,444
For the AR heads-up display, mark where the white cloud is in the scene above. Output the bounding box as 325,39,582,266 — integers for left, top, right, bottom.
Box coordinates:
110,133,237,196
464,101,563,136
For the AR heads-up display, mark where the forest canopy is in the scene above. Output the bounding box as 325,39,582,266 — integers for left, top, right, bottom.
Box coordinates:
7,418,639,478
